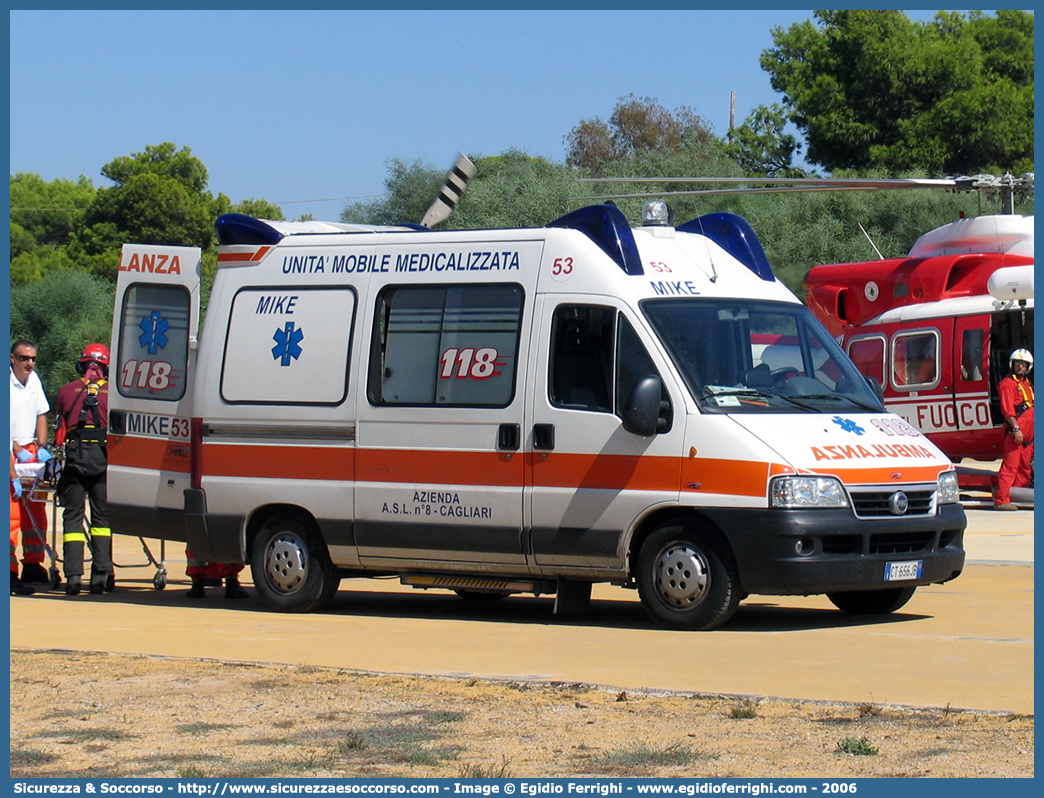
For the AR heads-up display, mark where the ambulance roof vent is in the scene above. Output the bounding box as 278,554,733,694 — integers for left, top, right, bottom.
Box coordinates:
546,204,643,275
215,213,285,246
677,212,775,282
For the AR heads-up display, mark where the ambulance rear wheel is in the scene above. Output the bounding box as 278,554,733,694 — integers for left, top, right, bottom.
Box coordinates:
827,586,916,615
636,524,741,631
251,516,337,613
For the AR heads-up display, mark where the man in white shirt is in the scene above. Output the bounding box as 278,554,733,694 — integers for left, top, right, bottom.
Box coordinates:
10,340,50,587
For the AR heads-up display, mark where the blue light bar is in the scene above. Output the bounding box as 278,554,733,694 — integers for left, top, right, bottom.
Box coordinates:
547,204,644,276
215,214,284,246
677,213,775,281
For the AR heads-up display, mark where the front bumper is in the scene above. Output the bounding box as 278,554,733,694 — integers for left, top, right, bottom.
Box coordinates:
701,503,966,595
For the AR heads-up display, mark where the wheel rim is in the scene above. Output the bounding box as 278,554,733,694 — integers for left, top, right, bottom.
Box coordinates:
264,532,309,595
653,542,710,609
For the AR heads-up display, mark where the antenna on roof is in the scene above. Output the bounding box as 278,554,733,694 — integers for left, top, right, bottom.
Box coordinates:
420,153,476,228
858,222,885,260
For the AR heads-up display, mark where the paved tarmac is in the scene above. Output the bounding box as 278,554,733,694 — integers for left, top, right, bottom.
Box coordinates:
9,507,1034,714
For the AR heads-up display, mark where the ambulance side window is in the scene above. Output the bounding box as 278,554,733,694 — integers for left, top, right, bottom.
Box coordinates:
617,316,672,431
550,305,614,412
370,284,523,407
116,283,191,401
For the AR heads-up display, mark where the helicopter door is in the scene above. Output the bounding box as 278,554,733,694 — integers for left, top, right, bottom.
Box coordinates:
954,316,991,432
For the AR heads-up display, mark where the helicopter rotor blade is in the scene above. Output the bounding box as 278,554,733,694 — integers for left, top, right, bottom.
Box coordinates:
570,173,1032,206
420,153,476,228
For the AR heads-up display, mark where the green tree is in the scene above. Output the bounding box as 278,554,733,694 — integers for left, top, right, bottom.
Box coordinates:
9,270,115,406
565,95,716,174
232,198,285,220
761,10,1034,174
725,104,806,177
9,173,96,283
69,143,230,280
341,158,445,226
450,150,574,229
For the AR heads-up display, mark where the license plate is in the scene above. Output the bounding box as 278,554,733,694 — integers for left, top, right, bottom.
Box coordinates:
884,560,923,581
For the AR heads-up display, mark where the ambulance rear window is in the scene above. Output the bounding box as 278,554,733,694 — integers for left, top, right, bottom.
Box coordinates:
115,283,191,401
370,284,523,407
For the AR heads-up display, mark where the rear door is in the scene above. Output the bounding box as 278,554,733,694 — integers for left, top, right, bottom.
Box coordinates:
106,245,201,541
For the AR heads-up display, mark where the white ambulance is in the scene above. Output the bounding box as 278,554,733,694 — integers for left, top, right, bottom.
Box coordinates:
107,202,966,629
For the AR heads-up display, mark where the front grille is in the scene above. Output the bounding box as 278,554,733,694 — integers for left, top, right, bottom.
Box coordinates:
869,531,935,554
850,488,935,518
822,535,861,555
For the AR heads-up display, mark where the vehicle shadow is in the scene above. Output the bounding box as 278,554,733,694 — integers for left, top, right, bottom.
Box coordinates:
23,576,930,633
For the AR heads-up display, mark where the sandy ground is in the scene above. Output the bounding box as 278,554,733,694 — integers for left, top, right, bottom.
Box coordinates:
9,650,1033,779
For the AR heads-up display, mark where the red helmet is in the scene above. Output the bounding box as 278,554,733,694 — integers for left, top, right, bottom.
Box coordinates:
77,343,110,375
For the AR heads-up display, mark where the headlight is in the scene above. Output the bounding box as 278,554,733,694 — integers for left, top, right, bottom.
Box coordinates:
770,476,849,508
936,469,960,505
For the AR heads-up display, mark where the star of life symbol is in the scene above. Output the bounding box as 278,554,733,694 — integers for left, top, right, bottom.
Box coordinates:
138,311,169,354
832,416,866,436
272,322,304,366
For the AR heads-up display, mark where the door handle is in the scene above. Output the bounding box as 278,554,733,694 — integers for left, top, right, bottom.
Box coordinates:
109,409,126,435
533,423,555,451
498,423,520,451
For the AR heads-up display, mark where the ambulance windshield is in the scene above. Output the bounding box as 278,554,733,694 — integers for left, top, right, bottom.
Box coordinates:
642,298,885,414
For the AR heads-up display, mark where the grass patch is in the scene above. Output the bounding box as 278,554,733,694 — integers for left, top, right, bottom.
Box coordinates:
175,722,238,735
423,711,465,724
458,756,513,779
593,740,715,773
730,699,759,719
36,727,134,743
836,736,880,756
176,765,209,778
335,731,370,753
11,748,60,766
858,702,881,718
393,745,462,767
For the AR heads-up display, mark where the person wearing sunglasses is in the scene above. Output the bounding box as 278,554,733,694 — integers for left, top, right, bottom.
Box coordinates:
9,339,51,590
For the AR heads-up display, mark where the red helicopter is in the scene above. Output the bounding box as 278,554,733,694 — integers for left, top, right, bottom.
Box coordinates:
578,173,1035,503
802,177,1034,504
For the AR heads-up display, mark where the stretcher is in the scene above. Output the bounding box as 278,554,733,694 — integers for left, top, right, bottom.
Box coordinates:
16,459,169,591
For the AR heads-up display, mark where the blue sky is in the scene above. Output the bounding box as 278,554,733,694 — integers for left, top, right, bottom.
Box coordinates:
9,9,978,222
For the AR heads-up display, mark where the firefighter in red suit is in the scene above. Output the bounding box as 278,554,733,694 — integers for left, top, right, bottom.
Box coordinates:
994,349,1034,511
54,344,113,594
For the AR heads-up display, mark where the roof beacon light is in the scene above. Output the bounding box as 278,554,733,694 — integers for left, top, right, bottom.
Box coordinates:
642,200,674,226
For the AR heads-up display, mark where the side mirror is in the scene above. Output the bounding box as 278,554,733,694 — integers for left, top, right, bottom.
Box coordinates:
864,375,885,403
622,376,663,437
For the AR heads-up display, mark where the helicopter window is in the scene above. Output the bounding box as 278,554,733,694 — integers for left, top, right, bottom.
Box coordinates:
960,328,985,382
891,330,941,391
847,335,886,386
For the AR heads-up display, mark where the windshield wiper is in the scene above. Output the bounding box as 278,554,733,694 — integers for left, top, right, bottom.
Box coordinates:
796,393,885,413
701,387,819,412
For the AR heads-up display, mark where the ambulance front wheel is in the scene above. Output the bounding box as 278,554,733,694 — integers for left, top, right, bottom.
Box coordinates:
636,524,741,631
827,586,916,615
251,515,338,613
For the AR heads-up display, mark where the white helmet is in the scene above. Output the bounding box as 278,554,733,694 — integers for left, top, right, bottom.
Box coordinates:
1010,348,1033,370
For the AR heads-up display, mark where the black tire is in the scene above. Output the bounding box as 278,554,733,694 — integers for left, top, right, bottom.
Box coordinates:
250,515,339,613
827,586,916,615
636,524,741,630
454,589,508,602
